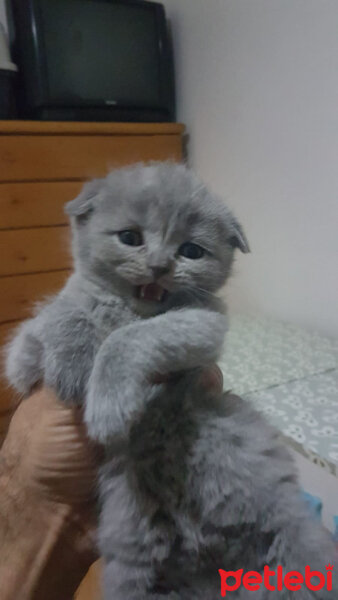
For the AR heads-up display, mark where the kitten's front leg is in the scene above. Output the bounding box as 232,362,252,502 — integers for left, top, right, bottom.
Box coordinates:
85,308,226,443
5,318,44,397
43,311,99,405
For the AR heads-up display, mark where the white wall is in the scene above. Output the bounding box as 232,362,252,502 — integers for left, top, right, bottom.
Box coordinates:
164,0,338,337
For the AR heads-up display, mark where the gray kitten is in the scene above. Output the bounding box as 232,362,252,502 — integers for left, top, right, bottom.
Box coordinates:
6,163,337,599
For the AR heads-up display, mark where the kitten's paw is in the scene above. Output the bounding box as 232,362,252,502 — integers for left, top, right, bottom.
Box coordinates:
85,372,153,443
153,309,227,371
187,309,227,361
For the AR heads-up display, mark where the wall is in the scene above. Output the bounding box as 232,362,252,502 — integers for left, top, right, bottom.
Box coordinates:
164,0,338,337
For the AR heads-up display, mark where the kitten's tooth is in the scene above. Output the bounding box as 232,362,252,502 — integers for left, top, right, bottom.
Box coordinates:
140,286,146,299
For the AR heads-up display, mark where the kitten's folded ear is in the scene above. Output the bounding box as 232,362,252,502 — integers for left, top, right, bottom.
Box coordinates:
64,179,103,220
229,218,250,253
219,203,250,253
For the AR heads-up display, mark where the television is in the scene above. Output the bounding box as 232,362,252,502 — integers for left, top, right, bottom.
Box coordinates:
7,0,175,122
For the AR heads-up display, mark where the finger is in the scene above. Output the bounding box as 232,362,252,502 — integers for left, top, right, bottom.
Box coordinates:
198,365,223,393
8,389,98,504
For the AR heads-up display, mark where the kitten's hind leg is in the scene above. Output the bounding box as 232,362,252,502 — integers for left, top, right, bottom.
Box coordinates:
99,468,175,600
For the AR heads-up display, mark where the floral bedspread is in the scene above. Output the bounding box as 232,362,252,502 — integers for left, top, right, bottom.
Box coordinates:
219,314,338,476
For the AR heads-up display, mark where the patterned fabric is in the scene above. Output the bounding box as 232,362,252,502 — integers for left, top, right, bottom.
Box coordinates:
247,371,338,477
219,314,338,396
218,315,338,475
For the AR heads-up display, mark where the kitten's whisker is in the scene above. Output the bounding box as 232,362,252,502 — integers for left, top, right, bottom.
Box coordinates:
190,183,206,200
183,285,215,299
178,285,216,307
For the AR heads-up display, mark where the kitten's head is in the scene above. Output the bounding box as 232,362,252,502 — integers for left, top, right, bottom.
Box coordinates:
65,163,249,315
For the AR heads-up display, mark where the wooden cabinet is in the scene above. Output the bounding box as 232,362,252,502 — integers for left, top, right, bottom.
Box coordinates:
0,120,184,599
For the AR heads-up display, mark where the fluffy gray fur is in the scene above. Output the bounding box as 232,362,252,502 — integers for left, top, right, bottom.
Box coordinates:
5,163,337,599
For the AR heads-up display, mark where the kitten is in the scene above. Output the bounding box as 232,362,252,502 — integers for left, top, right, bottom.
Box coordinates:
6,163,337,599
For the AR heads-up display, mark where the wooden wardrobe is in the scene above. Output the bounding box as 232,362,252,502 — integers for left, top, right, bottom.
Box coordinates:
0,120,184,599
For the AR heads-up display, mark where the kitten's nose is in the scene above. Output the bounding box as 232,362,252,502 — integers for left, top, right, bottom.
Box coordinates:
150,265,171,280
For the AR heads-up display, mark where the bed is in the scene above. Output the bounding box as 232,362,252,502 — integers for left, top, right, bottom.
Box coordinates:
218,314,338,537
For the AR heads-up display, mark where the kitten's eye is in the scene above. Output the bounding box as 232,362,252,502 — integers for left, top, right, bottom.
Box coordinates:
179,242,205,259
118,230,143,246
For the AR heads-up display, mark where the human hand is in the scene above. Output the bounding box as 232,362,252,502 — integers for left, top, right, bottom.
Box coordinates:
2,365,222,506
198,364,224,393
2,387,98,506
0,367,223,600
2,366,222,505
0,388,99,600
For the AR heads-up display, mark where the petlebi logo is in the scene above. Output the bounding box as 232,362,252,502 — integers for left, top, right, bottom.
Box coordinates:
219,564,334,596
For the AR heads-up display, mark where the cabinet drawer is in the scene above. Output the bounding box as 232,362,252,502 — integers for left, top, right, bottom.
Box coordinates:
0,181,82,229
0,319,18,352
0,270,70,324
0,134,182,182
0,226,71,276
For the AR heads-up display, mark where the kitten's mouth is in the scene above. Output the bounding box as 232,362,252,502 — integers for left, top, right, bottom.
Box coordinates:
137,283,169,303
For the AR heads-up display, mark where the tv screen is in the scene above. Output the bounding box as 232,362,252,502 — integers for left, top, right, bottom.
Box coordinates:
40,0,160,106
8,0,175,121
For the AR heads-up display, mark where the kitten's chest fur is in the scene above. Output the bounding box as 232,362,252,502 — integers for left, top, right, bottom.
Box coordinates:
90,300,136,339
64,274,140,339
